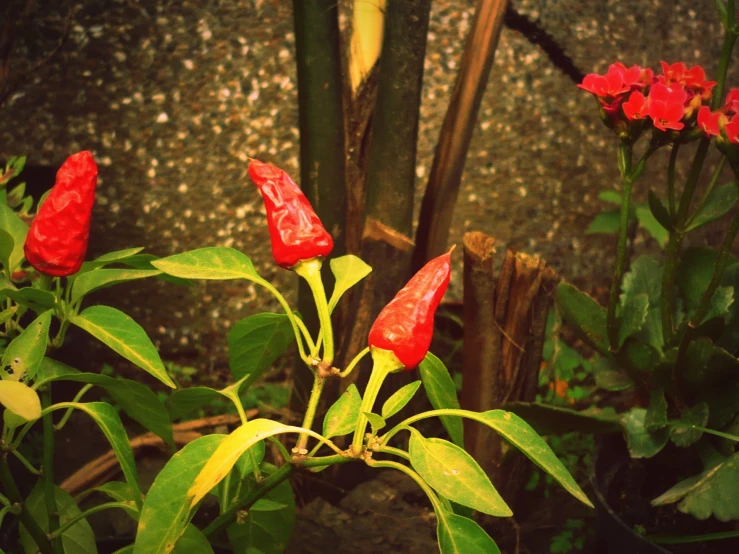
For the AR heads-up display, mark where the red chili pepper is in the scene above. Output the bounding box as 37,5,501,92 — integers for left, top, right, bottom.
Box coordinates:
248,159,333,269
368,251,452,369
24,151,98,277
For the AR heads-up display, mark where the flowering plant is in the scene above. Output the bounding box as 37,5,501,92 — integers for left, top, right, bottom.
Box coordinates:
558,0,739,541
0,152,591,553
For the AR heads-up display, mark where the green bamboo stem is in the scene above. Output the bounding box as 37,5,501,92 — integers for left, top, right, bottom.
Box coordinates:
0,456,55,554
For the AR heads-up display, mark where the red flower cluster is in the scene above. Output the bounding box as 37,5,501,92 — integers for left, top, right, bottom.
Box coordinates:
579,61,717,135
697,88,739,144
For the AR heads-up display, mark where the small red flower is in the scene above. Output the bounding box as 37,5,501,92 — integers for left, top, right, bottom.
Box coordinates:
623,90,649,120
659,61,716,101
725,89,739,115
648,83,687,131
725,115,739,144
697,106,724,136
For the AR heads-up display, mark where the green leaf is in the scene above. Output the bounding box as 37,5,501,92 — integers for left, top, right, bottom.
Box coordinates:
677,247,737,313
134,435,225,554
647,190,673,231
70,268,162,304
701,285,734,324
475,410,592,507
0,310,51,383
645,388,668,431
598,190,622,205
686,182,738,232
381,380,421,419
0,381,41,422
586,210,619,235
652,452,739,521
409,431,510,516
55,371,173,447
323,384,361,439
363,412,387,434
151,247,261,281
0,203,28,271
327,255,372,313
226,462,296,554
592,356,634,392
419,353,464,447
188,419,293,506
19,481,96,554
556,282,609,355
502,402,621,434
216,441,266,512
0,304,17,326
621,256,662,308
168,386,222,421
228,313,294,380
68,402,142,505
670,402,709,447
70,306,174,388
3,288,56,313
172,525,214,554
93,247,146,264
437,511,501,554
122,254,193,287
34,356,80,388
87,481,139,509
618,293,649,348
621,407,669,458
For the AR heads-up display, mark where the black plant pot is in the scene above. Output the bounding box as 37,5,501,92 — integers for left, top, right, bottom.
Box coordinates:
592,436,673,554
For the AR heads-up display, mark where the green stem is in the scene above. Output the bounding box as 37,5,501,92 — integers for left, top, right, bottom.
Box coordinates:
351,350,401,455
365,459,445,515
662,138,712,344
0,456,56,554
299,453,355,468
711,24,738,110
338,346,370,378
0,491,10,508
48,502,130,540
667,143,680,216
607,142,634,350
203,463,295,539
255,278,313,363
41,389,61,552
295,374,326,452
293,259,334,365
685,157,727,229
10,449,41,475
54,385,93,431
224,392,262,481
375,445,411,460
668,421,739,442
267,436,293,463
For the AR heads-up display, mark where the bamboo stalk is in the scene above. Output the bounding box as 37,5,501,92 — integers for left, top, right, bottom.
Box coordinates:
413,0,509,270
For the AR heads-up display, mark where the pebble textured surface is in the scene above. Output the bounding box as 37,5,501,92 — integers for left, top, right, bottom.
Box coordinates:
0,0,735,372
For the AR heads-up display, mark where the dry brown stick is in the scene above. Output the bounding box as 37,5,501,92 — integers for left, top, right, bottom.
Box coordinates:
461,232,501,476
60,411,257,496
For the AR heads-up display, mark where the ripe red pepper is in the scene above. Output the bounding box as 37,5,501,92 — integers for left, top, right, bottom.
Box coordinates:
24,151,98,277
368,251,452,369
248,159,333,269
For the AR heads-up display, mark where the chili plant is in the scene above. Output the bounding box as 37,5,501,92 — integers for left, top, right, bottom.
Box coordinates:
0,152,180,554
557,0,739,537
1,154,592,553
